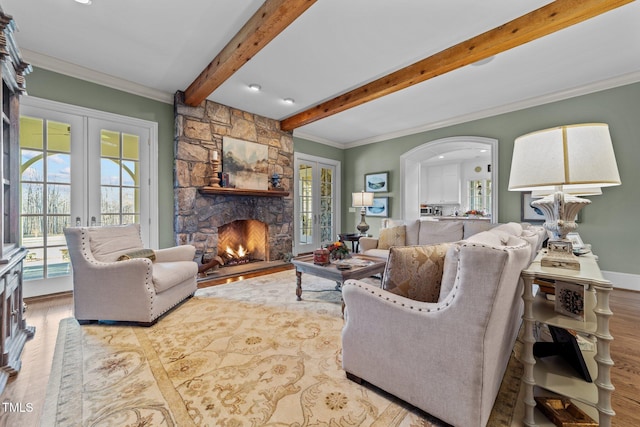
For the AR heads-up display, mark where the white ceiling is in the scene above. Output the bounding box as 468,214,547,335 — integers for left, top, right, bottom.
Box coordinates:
3,0,640,148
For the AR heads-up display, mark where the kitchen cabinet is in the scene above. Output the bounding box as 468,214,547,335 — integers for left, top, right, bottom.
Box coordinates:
425,163,460,204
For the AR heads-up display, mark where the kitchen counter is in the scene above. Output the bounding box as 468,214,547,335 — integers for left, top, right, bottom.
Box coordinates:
421,215,491,221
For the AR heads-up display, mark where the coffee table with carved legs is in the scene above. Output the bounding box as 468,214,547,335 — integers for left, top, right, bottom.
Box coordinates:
291,254,386,301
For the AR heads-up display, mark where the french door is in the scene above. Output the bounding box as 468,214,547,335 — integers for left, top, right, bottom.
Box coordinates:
19,98,157,297
294,153,340,254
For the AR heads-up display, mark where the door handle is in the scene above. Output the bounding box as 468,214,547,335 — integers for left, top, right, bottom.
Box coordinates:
91,216,96,226
76,217,81,226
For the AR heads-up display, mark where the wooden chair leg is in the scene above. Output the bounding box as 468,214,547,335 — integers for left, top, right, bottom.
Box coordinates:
345,372,363,384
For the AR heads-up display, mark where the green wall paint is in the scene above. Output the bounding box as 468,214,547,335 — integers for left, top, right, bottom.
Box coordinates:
343,82,640,274
25,67,176,248
24,66,639,274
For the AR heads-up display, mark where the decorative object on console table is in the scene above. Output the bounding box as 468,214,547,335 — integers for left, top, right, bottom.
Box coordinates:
364,171,388,192
352,191,374,234
509,123,621,270
554,281,585,321
534,397,597,427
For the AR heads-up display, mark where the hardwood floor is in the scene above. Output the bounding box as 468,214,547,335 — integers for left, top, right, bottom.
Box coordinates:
1,284,638,426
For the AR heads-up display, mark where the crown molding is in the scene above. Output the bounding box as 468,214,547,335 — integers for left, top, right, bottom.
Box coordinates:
292,130,346,149
341,70,640,149
23,49,174,104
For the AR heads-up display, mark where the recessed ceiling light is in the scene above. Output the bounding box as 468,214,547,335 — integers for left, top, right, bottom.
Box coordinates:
74,0,92,4
438,155,445,159
480,149,487,153
248,84,261,91
283,98,295,105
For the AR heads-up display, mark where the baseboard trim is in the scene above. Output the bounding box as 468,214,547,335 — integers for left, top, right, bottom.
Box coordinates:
602,270,640,292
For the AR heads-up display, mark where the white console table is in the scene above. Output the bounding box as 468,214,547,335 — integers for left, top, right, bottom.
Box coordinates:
520,250,615,426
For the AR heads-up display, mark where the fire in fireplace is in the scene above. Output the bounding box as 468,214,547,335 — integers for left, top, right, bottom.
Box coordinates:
217,219,268,267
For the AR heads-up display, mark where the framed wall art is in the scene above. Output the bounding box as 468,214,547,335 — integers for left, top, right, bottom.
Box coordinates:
521,192,545,222
364,171,389,193
366,197,389,217
222,136,269,190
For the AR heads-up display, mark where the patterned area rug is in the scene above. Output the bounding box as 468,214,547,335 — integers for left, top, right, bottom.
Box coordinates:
42,270,523,426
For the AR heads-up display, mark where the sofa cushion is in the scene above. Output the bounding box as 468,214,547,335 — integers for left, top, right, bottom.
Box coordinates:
363,248,391,259
405,220,421,246
438,243,461,302
117,248,156,261
466,230,504,247
88,224,144,262
418,220,464,245
378,225,406,249
152,261,199,293
492,222,523,236
382,243,451,303
463,220,493,239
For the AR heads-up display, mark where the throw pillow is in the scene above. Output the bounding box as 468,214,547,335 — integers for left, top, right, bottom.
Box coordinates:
377,225,406,250
117,248,156,261
382,243,451,303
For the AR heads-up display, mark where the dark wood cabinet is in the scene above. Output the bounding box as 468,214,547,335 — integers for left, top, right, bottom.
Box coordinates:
0,6,33,395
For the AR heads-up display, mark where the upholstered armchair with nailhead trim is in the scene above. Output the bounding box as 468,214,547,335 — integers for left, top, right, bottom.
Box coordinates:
342,223,540,427
63,224,197,326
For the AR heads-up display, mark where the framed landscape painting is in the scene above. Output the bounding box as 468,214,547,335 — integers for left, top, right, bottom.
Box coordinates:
366,197,389,217
364,171,388,193
222,136,269,190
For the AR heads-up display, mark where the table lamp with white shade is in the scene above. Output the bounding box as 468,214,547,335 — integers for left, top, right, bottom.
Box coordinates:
508,123,621,269
352,191,374,235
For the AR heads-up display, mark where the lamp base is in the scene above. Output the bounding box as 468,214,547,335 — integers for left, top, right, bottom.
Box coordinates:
541,239,580,270
356,208,370,235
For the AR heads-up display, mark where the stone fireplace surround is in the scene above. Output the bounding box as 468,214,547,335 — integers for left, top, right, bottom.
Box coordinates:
173,91,294,266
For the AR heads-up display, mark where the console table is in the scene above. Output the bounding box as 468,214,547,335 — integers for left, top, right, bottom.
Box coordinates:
520,250,614,426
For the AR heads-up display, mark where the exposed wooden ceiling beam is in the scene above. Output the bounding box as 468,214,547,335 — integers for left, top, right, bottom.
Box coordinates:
184,0,317,106
281,0,633,132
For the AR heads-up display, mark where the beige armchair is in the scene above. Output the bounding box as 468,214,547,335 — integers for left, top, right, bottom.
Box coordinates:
63,224,198,325
342,228,535,427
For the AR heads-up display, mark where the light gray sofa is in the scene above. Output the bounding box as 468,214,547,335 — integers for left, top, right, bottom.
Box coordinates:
341,223,543,427
360,218,544,259
64,224,198,325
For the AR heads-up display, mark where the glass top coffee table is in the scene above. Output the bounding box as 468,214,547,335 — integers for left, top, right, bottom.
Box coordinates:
291,254,386,301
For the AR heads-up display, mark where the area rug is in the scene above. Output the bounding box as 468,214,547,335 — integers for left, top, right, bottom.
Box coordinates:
42,270,523,426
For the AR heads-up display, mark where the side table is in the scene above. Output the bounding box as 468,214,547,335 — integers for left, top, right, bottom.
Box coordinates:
520,250,614,426
339,233,367,253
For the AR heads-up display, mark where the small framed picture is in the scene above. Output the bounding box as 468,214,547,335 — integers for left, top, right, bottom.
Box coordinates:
554,281,585,320
567,232,584,249
364,171,389,193
366,197,389,217
521,192,545,222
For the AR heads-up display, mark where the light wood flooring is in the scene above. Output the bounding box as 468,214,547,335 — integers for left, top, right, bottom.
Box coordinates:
1,280,638,426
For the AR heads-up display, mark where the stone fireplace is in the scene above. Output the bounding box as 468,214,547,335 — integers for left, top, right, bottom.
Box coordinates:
173,91,294,270
218,219,267,265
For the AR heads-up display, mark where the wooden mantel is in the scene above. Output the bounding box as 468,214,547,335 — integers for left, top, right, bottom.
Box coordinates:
199,186,289,197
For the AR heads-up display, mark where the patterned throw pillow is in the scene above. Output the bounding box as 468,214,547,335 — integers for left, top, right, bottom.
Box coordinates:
377,225,406,250
382,243,451,303
117,248,156,261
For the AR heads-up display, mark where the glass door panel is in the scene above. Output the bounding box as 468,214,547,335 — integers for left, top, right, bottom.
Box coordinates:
19,100,156,297
294,155,339,255
20,116,73,281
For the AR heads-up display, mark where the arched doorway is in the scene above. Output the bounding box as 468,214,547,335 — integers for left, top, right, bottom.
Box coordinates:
399,136,498,222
